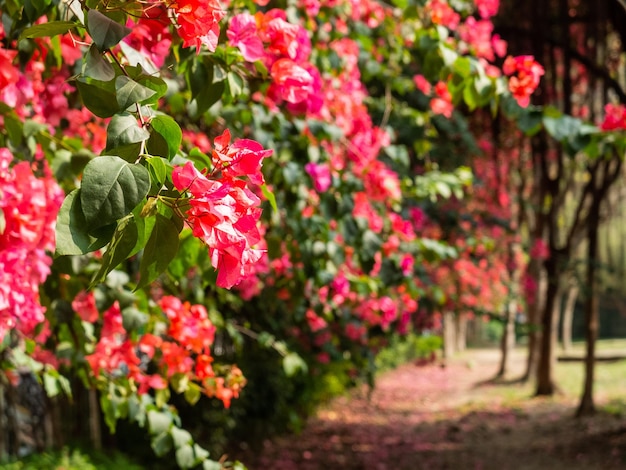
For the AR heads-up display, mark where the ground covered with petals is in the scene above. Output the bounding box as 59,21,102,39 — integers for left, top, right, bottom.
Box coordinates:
245,348,626,469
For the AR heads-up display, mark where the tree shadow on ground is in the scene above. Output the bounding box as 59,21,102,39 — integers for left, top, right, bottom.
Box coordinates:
241,355,626,470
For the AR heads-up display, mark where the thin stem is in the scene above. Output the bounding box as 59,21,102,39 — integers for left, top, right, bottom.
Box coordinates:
106,50,148,127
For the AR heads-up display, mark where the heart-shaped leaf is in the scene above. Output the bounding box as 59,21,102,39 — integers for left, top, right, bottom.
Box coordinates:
80,156,150,230
87,9,131,51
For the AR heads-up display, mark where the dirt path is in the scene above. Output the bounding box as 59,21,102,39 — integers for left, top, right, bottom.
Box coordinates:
246,348,626,469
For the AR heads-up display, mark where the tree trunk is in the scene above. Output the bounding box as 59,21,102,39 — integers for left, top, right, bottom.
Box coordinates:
497,298,517,378
577,196,602,416
455,313,467,353
88,388,102,451
561,283,579,352
442,310,456,360
522,261,546,382
536,257,562,396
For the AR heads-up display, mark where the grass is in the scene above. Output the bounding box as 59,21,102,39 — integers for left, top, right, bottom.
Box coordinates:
451,339,626,413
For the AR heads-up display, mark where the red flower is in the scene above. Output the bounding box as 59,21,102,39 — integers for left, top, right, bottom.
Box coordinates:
170,0,226,51
503,55,544,107
430,81,453,118
0,48,18,91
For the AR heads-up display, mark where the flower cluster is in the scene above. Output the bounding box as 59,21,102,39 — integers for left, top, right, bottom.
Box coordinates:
600,103,626,131
84,296,245,407
503,55,545,107
228,10,321,111
0,149,64,344
170,0,226,51
173,130,272,289
413,75,454,118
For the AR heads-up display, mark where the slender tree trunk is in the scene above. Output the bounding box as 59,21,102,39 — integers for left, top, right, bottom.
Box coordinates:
442,310,456,360
522,261,546,382
536,257,562,396
88,389,102,451
577,202,600,416
455,313,467,353
561,283,579,352
498,243,521,378
497,299,517,378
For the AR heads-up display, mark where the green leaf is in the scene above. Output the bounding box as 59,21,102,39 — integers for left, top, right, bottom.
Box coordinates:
261,183,278,214
188,147,212,169
193,80,225,117
115,76,157,110
184,383,202,406
147,410,172,435
227,71,244,97
124,66,168,105
84,44,116,81
149,115,182,159
87,9,131,51
106,113,150,149
76,77,119,118
80,156,150,230
188,62,213,99
131,203,156,256
283,352,308,377
121,306,149,331
203,461,222,470
43,371,60,397
194,445,210,462
20,21,79,39
55,189,115,255
517,109,544,136
137,214,179,289
91,215,139,286
543,114,582,142
171,427,192,448
4,114,23,146
176,445,195,469
147,157,168,186
151,432,173,457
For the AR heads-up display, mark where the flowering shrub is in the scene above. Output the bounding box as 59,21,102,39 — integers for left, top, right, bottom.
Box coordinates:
0,0,592,466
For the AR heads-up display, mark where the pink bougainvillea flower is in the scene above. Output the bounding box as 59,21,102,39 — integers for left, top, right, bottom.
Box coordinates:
212,129,273,185
125,7,172,68
413,74,432,95
0,48,19,91
458,17,496,61
475,0,500,18
173,154,269,288
430,81,453,118
0,149,63,344
227,13,266,62
305,162,332,192
170,0,226,51
72,291,99,323
305,309,328,332
269,58,314,104
600,103,626,131
425,0,460,30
